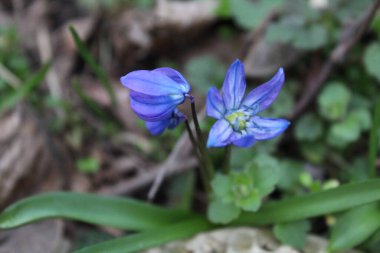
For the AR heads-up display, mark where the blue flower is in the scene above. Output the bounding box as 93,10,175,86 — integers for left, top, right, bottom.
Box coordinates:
120,67,190,121
206,59,290,148
146,109,186,135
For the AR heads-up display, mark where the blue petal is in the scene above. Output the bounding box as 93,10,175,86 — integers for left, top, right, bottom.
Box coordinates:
145,109,186,135
247,116,290,140
167,109,186,129
206,87,226,119
241,68,285,113
222,59,246,110
207,119,234,148
120,70,186,96
146,119,170,135
130,91,184,121
231,134,256,148
152,68,190,93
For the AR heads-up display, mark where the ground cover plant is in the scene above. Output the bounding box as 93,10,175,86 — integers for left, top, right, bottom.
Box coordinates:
0,0,380,252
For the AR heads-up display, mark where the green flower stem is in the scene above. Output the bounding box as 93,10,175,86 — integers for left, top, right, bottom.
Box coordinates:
188,97,215,180
222,145,231,174
185,120,211,194
369,96,380,178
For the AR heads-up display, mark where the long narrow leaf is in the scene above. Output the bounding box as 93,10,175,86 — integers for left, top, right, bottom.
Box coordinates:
69,26,117,107
329,203,380,252
0,63,50,116
74,217,214,253
0,192,194,230
235,179,380,225
369,96,380,177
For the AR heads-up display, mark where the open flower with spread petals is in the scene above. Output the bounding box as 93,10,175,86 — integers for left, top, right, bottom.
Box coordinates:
206,59,290,148
120,67,190,121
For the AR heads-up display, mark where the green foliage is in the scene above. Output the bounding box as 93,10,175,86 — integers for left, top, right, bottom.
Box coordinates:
185,55,226,94
300,142,326,164
208,154,279,224
318,82,351,121
369,97,380,177
230,0,285,30
76,157,100,173
364,42,380,83
295,113,323,141
266,19,327,50
0,192,193,230
329,203,380,252
166,171,195,211
327,109,370,149
74,217,214,253
274,220,310,249
277,159,304,193
69,26,117,106
235,179,380,226
0,63,50,116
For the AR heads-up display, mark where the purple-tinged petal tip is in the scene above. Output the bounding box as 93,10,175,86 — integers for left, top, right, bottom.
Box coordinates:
242,67,285,112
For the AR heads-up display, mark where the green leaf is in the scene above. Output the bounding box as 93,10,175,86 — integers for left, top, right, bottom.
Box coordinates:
364,43,380,82
207,199,240,224
211,173,232,199
295,113,323,141
69,26,117,106
318,82,351,121
277,159,303,192
292,24,327,50
231,0,284,30
74,217,214,253
0,63,50,116
247,154,279,196
327,114,362,149
300,142,326,164
369,97,380,178
215,0,231,17
329,203,380,252
185,55,226,94
274,220,310,249
0,192,193,230
76,157,100,173
235,179,380,225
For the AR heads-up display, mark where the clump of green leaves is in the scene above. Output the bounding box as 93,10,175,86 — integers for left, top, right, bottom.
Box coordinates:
208,154,279,224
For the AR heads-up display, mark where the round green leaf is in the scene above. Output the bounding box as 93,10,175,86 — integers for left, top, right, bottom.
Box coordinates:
318,82,351,121
364,43,380,82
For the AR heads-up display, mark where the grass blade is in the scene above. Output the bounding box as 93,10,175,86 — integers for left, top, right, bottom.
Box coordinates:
236,179,380,225
0,63,50,116
74,217,214,253
0,192,194,230
69,25,117,107
369,96,380,177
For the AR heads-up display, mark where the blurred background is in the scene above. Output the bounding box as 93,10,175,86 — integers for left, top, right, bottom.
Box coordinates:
0,0,379,252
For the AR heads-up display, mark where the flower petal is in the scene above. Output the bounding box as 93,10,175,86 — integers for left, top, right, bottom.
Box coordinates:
247,116,290,140
222,59,246,110
145,109,186,135
207,119,234,148
152,68,190,93
120,70,185,96
167,109,186,129
130,91,184,121
241,68,285,113
146,119,170,135
206,87,226,119
232,134,256,148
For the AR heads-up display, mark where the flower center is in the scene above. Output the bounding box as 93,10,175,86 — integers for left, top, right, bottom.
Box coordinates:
225,110,251,132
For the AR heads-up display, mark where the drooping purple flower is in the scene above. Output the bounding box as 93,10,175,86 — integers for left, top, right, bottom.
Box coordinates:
206,59,290,148
146,109,186,135
120,67,190,121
